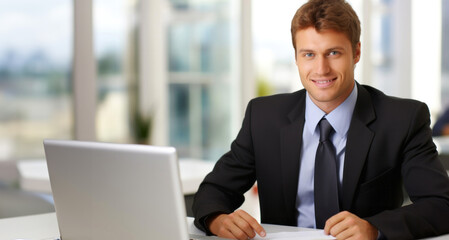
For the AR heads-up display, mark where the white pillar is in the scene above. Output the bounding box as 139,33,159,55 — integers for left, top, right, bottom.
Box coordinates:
240,0,255,116
392,0,412,99
139,0,168,146
411,0,442,117
359,0,372,86
73,0,97,141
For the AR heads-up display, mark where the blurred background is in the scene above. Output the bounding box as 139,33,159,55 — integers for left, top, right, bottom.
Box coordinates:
0,0,448,218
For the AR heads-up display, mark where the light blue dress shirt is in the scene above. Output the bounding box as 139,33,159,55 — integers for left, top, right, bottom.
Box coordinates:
296,83,358,228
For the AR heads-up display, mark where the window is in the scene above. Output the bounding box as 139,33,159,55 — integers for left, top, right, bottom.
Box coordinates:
252,0,305,96
2,0,445,162
0,1,73,160
366,0,413,100
167,0,241,160
94,0,133,143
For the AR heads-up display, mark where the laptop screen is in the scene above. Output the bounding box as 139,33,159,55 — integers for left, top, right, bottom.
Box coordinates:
44,140,189,239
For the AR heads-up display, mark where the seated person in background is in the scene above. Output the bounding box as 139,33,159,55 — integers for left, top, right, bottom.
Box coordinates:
193,0,449,239
433,108,449,136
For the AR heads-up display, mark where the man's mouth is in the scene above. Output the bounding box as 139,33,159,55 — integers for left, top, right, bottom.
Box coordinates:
313,77,337,84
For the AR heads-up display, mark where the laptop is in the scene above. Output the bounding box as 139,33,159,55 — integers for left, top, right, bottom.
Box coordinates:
44,139,194,240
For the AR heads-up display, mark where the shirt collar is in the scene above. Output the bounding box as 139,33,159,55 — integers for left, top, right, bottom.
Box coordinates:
305,83,358,137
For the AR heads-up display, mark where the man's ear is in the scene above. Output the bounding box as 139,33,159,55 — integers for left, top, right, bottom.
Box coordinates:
354,42,361,63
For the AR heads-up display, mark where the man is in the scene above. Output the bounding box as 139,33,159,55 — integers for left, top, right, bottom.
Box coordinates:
193,0,449,239
432,108,449,136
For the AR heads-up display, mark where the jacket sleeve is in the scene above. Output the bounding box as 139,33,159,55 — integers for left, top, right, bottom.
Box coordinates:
365,103,449,239
192,99,257,233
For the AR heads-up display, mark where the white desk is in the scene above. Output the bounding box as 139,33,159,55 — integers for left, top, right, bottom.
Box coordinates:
0,213,59,240
0,213,207,239
1,213,449,240
17,158,215,195
434,136,449,155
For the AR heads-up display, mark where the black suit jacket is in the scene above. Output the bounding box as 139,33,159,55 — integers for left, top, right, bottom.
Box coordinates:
193,84,449,239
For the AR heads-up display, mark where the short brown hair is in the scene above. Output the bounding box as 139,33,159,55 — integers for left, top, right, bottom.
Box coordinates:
291,0,361,55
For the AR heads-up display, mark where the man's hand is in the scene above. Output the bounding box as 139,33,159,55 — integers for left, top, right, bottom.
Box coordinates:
324,211,378,240
207,209,266,239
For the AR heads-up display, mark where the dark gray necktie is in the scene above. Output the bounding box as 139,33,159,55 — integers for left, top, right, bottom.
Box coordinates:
314,118,340,229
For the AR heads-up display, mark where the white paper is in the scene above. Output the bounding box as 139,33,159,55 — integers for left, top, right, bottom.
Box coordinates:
253,230,336,240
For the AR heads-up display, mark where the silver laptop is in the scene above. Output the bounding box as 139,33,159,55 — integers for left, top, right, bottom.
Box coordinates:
44,139,190,240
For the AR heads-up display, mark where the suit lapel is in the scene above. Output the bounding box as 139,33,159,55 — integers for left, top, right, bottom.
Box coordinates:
278,85,376,217
280,91,306,216
341,84,376,210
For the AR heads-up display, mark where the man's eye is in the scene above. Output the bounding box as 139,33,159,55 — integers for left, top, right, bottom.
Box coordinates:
305,53,314,57
329,51,339,56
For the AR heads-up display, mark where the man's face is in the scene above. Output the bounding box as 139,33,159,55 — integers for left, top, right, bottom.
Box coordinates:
295,27,360,113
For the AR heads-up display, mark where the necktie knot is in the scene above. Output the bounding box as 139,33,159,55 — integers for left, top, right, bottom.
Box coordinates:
319,118,333,142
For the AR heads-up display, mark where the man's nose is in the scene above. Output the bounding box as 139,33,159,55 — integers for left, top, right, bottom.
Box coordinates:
315,56,330,75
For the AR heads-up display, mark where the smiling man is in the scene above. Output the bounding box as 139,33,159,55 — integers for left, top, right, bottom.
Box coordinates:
192,0,449,239
295,27,359,114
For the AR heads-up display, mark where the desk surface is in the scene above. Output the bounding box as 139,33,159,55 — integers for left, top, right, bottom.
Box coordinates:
17,158,215,195
0,213,334,240
1,212,448,240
